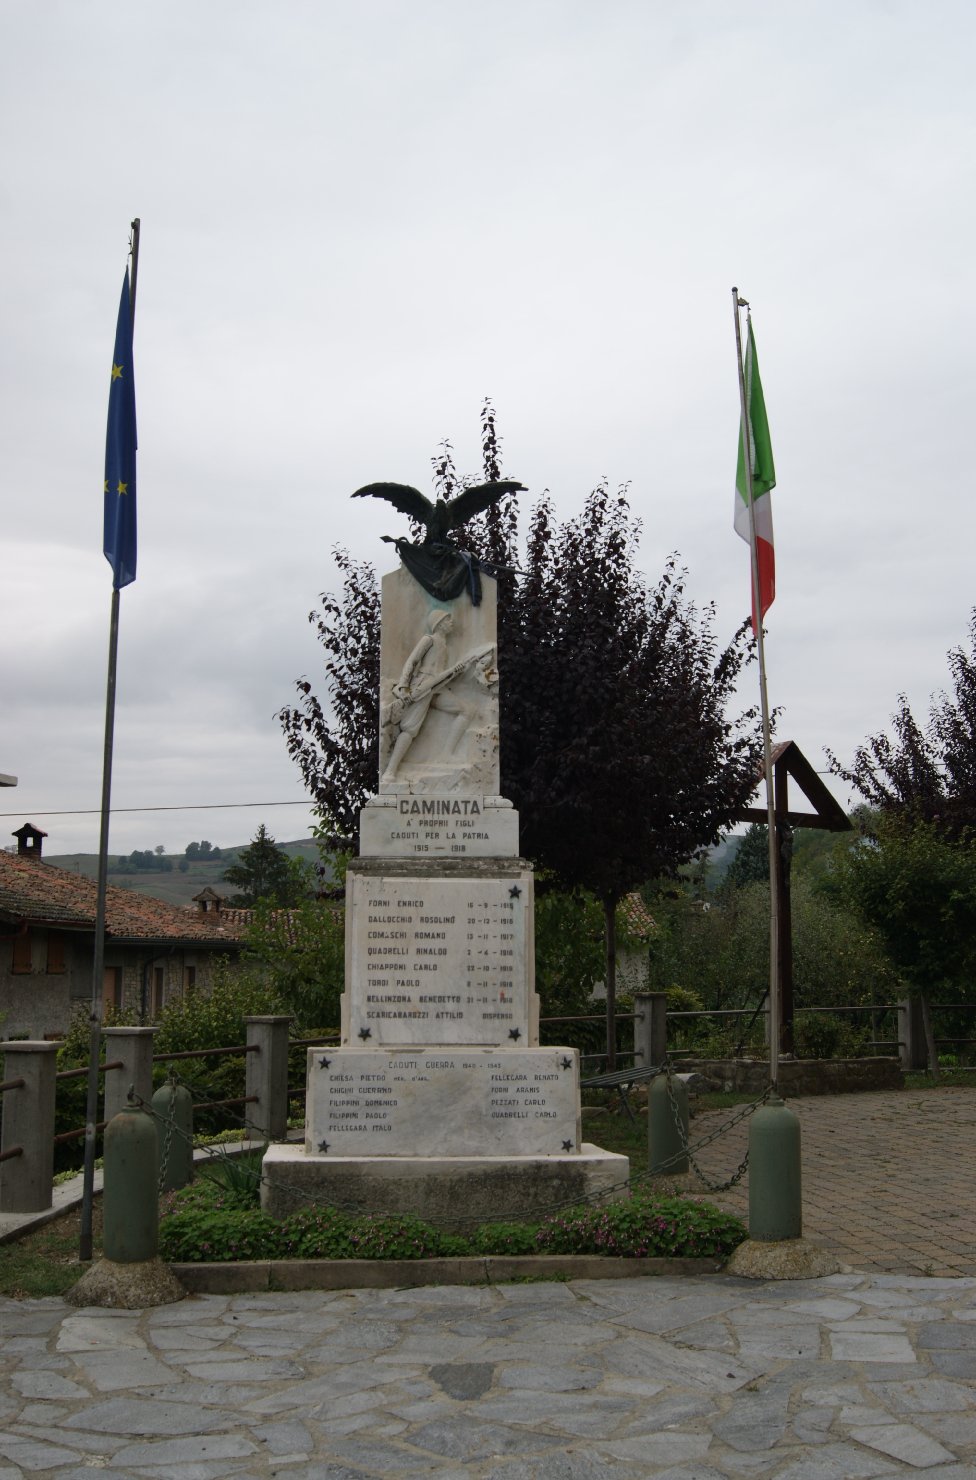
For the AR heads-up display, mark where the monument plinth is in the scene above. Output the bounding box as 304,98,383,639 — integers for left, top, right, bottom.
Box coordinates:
263,491,628,1225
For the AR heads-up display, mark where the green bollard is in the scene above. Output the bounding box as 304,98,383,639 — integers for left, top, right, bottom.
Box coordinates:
103,1103,159,1263
152,1082,194,1192
648,1072,688,1175
748,1092,802,1241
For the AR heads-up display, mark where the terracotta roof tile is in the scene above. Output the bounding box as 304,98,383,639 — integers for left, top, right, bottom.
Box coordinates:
620,891,655,941
0,852,247,945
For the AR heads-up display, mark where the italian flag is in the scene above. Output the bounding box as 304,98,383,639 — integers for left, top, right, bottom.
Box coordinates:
734,319,776,634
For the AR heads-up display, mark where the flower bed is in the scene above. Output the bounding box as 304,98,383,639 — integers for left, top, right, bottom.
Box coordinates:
159,1169,746,1264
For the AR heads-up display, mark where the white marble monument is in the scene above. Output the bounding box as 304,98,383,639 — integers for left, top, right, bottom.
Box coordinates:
263,552,628,1227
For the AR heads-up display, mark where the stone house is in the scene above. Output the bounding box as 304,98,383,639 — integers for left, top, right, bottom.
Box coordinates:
0,825,247,1040
590,892,656,1001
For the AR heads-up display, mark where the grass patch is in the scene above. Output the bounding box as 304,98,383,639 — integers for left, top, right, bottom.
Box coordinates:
905,1068,976,1090
0,1204,103,1299
583,1093,758,1166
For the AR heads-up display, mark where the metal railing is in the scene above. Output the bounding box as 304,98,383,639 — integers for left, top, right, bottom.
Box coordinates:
2,994,966,1218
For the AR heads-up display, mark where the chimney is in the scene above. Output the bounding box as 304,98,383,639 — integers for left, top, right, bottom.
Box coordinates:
192,886,224,916
12,822,47,859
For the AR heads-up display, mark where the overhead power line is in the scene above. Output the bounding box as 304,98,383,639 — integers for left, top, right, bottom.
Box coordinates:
0,799,314,819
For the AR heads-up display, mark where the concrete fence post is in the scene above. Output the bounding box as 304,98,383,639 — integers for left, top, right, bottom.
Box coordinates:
897,997,927,1072
102,1026,157,1125
244,1016,293,1141
634,992,668,1069
0,1041,58,1213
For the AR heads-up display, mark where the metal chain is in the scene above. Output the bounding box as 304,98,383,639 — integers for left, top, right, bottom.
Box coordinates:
155,1074,179,1194
133,1065,770,1228
664,1060,771,1192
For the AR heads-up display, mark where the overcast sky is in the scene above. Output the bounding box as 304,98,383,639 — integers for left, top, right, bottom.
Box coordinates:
1,1,973,859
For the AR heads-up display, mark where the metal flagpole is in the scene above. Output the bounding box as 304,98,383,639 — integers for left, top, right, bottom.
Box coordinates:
732,286,781,1088
80,219,140,1263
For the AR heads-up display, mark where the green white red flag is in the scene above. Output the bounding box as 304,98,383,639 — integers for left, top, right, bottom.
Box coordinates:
734,318,776,634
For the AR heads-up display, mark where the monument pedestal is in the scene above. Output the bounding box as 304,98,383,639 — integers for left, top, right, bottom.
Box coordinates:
262,1142,629,1229
260,564,629,1230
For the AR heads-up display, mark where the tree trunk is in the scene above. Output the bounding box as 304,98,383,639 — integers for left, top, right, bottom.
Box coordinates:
604,896,617,1073
920,993,940,1079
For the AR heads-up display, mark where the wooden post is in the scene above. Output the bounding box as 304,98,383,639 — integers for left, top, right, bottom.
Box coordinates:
774,762,794,1055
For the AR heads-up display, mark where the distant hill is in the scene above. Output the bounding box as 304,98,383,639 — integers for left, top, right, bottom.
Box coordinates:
706,834,739,889
42,838,325,909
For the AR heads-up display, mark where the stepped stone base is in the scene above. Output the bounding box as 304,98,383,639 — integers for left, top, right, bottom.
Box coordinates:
261,1142,630,1230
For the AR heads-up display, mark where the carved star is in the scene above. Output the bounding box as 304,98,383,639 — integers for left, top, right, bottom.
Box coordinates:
508,1027,521,1041
318,1140,330,1153
318,1055,332,1069
358,1026,372,1041
561,1056,573,1070
561,1139,573,1153
509,885,522,899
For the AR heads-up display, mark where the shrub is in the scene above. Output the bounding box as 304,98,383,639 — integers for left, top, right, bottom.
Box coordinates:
158,1176,746,1263
152,969,285,1136
534,1192,745,1259
159,1207,284,1262
466,1221,542,1256
793,1012,872,1060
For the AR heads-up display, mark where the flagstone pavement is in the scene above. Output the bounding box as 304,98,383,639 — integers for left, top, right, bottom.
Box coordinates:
2,1272,976,1477
2,1086,976,1477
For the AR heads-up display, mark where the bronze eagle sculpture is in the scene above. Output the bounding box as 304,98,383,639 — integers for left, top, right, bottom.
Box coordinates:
352,479,524,604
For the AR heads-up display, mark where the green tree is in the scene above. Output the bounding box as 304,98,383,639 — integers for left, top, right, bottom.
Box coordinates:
828,610,976,838
278,550,381,846
533,886,607,1020
222,826,306,907
242,891,345,1029
500,486,761,1067
831,815,976,1073
724,824,770,888
186,840,220,860
650,872,899,1053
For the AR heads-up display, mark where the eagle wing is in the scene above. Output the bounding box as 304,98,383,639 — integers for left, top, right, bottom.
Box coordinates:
445,480,526,532
352,482,435,526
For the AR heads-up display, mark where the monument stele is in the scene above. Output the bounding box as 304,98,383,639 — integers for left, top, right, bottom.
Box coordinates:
262,478,629,1227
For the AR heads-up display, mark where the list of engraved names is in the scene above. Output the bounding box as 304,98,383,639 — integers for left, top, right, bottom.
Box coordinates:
308,1049,579,1158
349,874,530,1044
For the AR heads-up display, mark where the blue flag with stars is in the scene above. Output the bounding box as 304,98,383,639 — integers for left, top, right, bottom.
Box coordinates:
103,271,137,588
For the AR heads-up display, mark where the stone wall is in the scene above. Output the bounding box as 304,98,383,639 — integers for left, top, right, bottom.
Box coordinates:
0,932,226,1038
681,1056,903,1096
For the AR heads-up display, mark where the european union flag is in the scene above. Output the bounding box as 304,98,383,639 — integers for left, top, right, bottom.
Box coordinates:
103,272,137,588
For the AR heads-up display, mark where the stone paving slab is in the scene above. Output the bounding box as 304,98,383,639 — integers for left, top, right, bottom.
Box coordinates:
2,1272,976,1477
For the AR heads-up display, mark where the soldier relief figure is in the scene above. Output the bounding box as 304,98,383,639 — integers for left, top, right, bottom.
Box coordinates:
381,611,497,782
